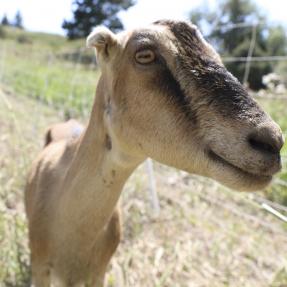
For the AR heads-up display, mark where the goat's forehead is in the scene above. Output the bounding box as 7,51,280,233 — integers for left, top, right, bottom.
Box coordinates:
152,20,221,63
120,21,210,54
122,25,172,46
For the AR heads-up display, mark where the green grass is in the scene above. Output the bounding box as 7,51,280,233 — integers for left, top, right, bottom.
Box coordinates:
0,26,99,118
0,92,60,286
257,97,287,205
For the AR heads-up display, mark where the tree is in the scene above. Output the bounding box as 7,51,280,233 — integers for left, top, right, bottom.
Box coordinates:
189,0,281,90
62,0,135,39
267,25,287,56
13,10,23,29
1,14,10,26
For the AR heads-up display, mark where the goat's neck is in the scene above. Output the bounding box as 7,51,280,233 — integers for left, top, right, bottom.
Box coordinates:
57,75,143,242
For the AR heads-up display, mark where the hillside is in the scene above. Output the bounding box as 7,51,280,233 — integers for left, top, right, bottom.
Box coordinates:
0,26,99,118
0,27,287,286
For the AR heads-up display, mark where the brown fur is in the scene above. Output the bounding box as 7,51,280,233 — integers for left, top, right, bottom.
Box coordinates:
25,21,284,286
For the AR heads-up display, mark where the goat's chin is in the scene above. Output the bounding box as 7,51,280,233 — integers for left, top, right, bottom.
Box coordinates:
207,153,273,191
213,171,272,191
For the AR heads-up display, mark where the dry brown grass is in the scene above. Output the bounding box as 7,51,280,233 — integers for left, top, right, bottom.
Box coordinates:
0,86,286,286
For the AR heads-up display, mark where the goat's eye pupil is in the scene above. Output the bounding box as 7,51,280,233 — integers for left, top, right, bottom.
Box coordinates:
135,49,156,64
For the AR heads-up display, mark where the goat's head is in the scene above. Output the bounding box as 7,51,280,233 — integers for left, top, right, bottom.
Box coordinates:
87,20,284,191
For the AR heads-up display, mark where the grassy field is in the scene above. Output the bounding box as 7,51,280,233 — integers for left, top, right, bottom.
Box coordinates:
0,26,287,286
0,26,99,118
258,97,287,205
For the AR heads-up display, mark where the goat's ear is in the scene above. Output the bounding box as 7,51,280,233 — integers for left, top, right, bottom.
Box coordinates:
86,26,118,58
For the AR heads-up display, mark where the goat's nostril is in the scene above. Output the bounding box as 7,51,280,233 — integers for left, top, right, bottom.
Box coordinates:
248,126,284,155
248,137,277,154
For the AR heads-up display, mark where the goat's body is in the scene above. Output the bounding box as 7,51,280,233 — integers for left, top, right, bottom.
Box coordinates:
25,122,122,286
25,21,283,287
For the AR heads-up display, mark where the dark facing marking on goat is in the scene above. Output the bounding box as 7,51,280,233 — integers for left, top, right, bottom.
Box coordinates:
153,58,197,124
154,20,265,121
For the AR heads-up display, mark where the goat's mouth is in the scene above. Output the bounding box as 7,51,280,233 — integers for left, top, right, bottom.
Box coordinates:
207,149,272,183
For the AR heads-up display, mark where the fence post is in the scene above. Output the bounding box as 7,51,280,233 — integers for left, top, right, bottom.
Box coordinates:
146,158,160,217
243,22,257,85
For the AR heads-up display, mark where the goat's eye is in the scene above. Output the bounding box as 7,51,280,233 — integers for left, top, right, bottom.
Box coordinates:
135,49,156,64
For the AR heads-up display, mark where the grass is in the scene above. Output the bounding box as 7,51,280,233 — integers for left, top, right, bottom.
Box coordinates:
257,97,287,205
0,88,60,286
0,26,287,286
0,26,99,118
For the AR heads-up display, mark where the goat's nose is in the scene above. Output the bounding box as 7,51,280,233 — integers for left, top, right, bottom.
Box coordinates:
248,124,284,155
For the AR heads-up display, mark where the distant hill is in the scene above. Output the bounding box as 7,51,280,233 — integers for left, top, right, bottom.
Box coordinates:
0,25,76,49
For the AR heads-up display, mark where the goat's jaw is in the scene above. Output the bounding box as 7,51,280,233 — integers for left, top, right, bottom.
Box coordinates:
205,149,273,191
